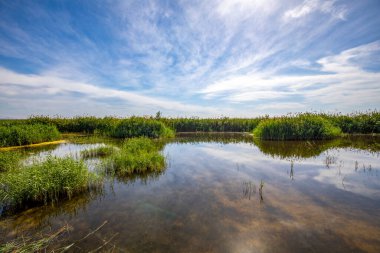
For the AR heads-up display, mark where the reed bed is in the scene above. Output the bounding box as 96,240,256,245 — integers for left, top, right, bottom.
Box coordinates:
0,156,102,209
0,124,60,147
0,151,23,172
80,146,116,159
253,114,342,140
110,118,174,138
103,137,166,176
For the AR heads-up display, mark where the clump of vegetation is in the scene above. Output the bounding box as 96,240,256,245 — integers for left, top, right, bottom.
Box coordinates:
0,151,23,172
109,118,174,138
322,111,380,134
80,145,116,158
253,114,342,140
104,137,166,176
0,124,60,147
0,156,102,208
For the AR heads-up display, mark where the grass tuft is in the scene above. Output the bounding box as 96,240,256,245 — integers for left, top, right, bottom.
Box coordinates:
80,146,116,158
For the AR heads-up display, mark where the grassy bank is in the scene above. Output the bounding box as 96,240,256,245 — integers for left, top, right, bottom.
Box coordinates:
0,156,102,209
253,114,342,140
103,137,166,177
0,124,60,147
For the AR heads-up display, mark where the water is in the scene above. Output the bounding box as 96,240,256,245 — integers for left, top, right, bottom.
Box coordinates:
1,134,379,252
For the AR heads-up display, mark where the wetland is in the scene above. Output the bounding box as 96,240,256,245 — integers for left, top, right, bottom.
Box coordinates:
0,133,379,252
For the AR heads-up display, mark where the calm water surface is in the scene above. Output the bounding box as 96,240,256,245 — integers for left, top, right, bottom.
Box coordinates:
1,134,379,252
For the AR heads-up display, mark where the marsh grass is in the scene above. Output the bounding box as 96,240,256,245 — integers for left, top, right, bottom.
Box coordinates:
0,156,102,209
0,124,60,147
80,145,116,159
110,118,174,138
253,114,342,140
103,137,166,177
0,151,23,172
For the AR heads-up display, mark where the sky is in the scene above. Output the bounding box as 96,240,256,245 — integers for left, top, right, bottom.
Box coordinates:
0,0,380,118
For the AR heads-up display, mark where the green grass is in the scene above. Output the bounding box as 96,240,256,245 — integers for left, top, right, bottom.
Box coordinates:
253,114,342,140
109,118,175,138
80,145,116,158
0,151,23,172
0,124,60,147
0,156,102,208
103,137,166,176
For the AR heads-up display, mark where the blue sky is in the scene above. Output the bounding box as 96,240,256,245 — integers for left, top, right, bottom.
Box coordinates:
0,0,379,118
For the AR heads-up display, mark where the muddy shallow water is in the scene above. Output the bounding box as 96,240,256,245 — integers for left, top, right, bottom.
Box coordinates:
1,134,380,252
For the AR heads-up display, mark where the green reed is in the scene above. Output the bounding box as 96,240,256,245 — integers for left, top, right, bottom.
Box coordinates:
0,156,102,208
103,137,166,177
253,113,342,140
0,151,23,172
80,145,116,159
0,124,60,147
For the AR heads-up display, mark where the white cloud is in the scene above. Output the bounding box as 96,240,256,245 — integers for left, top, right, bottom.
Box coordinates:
199,41,380,108
0,67,220,116
284,0,346,21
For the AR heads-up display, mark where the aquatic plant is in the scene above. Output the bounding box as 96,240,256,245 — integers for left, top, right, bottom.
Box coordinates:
103,137,166,176
0,124,60,147
0,156,102,208
110,118,174,138
0,225,71,253
159,117,264,132
80,145,116,158
0,151,23,172
253,114,342,140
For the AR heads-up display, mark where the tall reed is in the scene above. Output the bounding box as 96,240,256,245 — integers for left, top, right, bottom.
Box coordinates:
253,114,342,140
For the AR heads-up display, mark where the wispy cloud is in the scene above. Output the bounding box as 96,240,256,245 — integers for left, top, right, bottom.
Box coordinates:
0,0,379,117
200,41,380,109
284,0,347,20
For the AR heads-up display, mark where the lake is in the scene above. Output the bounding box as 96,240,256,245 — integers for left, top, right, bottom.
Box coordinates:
1,133,379,252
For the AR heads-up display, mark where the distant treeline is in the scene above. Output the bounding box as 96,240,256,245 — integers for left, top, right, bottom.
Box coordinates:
0,111,378,145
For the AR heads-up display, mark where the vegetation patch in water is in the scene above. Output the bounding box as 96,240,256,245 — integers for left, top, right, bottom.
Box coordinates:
0,124,60,147
253,114,342,140
80,145,116,158
104,137,165,176
0,156,102,209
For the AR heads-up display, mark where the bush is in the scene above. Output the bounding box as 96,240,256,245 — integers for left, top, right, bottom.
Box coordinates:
253,114,342,140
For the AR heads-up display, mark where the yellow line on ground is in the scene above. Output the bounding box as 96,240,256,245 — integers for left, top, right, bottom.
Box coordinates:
0,140,67,151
